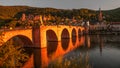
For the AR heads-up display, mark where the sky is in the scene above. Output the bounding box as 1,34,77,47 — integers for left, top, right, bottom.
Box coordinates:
0,0,120,10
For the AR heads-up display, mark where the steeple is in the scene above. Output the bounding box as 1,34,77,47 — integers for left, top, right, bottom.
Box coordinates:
98,8,103,23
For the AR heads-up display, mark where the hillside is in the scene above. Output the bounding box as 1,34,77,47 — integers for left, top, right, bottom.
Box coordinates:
0,6,97,27
0,6,30,26
0,6,120,27
102,7,120,22
0,6,30,19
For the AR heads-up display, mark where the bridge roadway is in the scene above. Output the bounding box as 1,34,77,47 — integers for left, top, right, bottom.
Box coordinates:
0,25,85,48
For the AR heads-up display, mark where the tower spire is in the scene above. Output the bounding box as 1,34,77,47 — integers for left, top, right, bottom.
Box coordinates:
98,8,103,24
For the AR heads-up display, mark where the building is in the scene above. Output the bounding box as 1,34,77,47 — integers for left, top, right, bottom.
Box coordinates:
98,8,103,24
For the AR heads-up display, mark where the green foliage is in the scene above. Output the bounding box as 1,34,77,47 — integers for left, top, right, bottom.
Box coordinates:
0,39,29,68
102,8,120,22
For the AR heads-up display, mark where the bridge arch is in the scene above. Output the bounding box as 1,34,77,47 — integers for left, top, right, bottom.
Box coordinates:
61,28,70,39
1,35,34,68
78,29,82,37
46,30,58,42
3,35,33,47
61,28,70,50
72,28,77,37
71,28,77,46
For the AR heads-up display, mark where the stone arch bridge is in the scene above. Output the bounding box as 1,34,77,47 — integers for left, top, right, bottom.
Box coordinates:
0,25,85,48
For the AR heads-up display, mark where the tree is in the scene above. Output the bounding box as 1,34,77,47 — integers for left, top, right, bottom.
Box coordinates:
0,39,29,68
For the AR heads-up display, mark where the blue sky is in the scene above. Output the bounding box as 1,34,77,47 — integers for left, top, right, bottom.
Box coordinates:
0,0,120,10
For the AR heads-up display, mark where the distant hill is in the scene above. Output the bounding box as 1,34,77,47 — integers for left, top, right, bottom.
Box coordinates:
102,7,120,22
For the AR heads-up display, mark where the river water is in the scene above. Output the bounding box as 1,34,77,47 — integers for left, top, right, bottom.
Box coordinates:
86,35,120,68
33,35,120,68
2,34,120,68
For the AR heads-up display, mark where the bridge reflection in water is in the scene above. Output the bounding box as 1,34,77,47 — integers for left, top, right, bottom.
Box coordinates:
23,36,85,68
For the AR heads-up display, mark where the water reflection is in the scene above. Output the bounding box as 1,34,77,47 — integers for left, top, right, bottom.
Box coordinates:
25,35,120,68
32,35,85,68
47,42,58,57
61,38,69,50
72,36,77,46
48,51,91,68
85,35,91,48
48,35,120,68
85,35,120,68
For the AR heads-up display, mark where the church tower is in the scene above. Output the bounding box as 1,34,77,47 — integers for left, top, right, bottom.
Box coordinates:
98,8,103,23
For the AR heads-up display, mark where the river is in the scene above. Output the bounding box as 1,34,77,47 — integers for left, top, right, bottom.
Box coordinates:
29,35,120,68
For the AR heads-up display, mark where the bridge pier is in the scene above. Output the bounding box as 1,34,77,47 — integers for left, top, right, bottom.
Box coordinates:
32,26,41,48
32,26,61,48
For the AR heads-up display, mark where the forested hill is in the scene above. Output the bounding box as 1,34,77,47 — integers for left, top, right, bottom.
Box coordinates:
0,6,97,27
0,6,30,19
0,6,97,19
0,5,120,21
102,7,120,22
0,6,120,27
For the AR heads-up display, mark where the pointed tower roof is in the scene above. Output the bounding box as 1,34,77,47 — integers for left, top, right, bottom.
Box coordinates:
98,8,103,22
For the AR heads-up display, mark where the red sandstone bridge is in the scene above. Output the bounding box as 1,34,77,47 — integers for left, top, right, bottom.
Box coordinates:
0,25,85,48
0,25,85,68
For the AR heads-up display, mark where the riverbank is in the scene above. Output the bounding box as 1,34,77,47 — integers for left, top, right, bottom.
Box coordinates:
88,30,120,35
